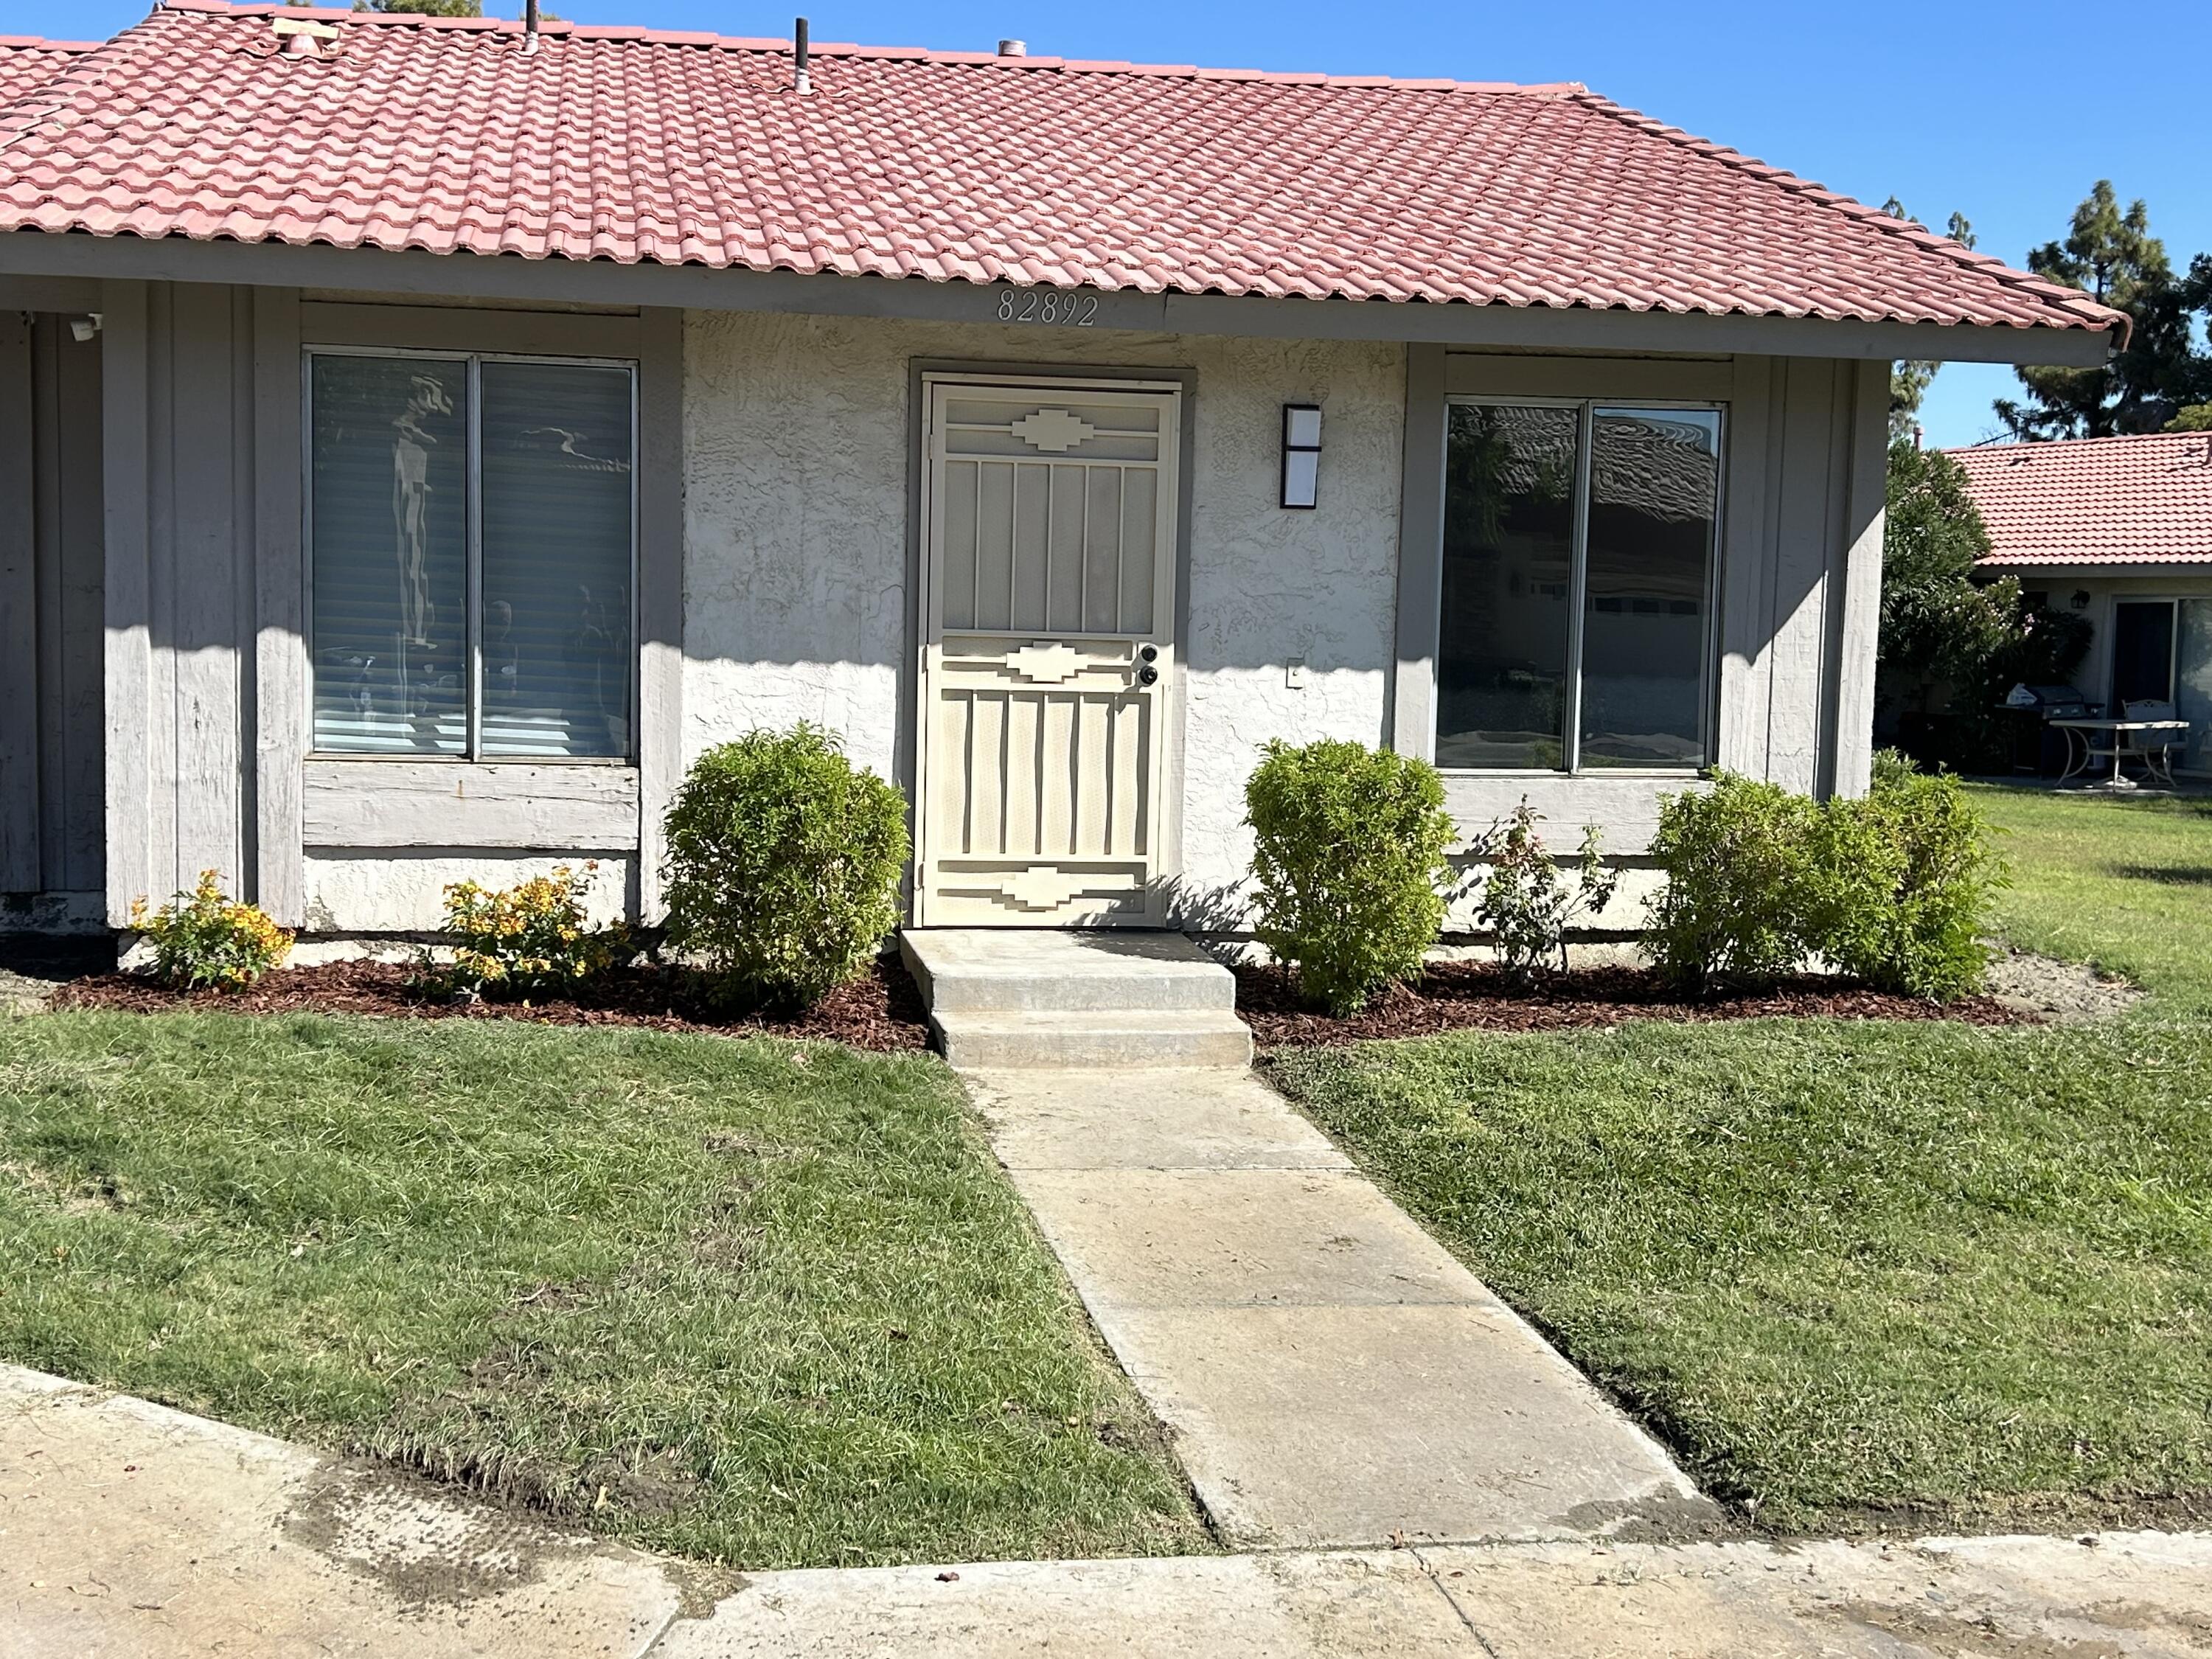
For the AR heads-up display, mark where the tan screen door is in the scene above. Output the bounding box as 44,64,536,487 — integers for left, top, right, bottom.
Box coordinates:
914,380,1182,926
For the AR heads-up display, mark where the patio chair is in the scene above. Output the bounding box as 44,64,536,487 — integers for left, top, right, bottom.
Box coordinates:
2121,699,2185,784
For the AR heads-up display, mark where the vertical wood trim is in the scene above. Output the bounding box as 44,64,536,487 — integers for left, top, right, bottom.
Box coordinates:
167,282,243,891
55,318,106,894
1717,355,1775,775
0,313,38,889
1765,358,1840,795
101,279,153,923
1827,357,1889,799
252,287,306,925
31,318,63,888
635,306,684,924
1389,342,1446,759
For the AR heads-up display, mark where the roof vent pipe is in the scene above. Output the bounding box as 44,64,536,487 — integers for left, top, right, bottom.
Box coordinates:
522,0,540,55
998,39,1026,57
793,17,811,94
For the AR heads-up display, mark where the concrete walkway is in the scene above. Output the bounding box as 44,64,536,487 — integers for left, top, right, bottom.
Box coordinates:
7,1365,2212,1658
961,1065,1715,1549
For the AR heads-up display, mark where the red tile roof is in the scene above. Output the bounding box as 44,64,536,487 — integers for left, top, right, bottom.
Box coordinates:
0,1,2124,339
0,35,96,108
1950,433,2212,568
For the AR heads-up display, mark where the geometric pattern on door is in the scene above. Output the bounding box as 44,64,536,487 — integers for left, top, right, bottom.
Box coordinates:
914,380,1183,925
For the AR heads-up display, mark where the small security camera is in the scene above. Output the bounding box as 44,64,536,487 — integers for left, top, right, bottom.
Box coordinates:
69,313,102,343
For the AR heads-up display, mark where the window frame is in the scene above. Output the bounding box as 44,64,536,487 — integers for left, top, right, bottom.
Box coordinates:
1436,394,1727,778
302,344,642,765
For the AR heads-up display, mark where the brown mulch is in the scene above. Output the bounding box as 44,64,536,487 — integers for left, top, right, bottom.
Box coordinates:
51,956,933,1053
1234,960,2031,1050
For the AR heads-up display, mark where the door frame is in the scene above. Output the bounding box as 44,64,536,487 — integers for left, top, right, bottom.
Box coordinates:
2107,595,2180,713
904,364,1197,927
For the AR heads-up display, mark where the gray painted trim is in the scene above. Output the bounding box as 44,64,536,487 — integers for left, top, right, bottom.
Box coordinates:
299,301,643,357
253,288,307,925
1390,343,1447,759
1716,356,1778,774
0,234,2117,366
901,358,1202,900
100,279,150,925
303,760,641,849
1441,354,1733,402
635,307,684,922
0,313,36,889
1828,358,1890,799
0,275,98,311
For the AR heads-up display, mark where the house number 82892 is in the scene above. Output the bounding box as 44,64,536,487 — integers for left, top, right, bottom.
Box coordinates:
995,288,1100,326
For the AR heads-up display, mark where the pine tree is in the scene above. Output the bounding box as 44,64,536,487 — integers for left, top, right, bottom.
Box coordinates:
1995,182,2200,439
1882,202,1976,442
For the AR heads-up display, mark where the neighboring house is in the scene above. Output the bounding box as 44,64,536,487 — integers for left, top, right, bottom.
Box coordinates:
1951,432,2212,776
0,2,2124,940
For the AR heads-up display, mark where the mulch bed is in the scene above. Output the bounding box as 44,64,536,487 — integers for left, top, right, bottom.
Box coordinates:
1234,960,2030,1049
52,956,935,1054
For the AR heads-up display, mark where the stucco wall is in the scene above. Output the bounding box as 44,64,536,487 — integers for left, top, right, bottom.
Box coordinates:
681,313,1405,910
301,852,633,934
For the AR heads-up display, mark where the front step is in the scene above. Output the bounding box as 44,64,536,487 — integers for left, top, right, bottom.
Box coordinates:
901,929,1252,1069
931,1008,1254,1070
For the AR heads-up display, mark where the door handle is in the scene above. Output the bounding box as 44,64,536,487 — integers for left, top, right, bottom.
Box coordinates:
1137,665,1159,686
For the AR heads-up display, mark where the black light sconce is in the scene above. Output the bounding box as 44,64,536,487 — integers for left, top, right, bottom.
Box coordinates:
1280,403,1321,509
2070,589,2093,611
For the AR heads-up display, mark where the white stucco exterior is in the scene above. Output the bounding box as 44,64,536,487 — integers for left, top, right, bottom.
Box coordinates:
301,853,634,935
681,313,1405,908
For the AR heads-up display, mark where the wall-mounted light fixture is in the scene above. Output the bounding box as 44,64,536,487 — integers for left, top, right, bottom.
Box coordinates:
2071,589,2093,611
69,313,102,344
1280,403,1321,509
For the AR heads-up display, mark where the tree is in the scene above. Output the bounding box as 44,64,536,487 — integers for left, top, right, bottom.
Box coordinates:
350,0,484,14
1995,182,2202,439
1877,442,2022,723
1882,202,1976,442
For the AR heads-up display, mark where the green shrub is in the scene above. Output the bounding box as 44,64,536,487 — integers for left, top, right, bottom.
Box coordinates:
662,724,909,1009
1806,754,2006,1000
435,863,627,998
1471,801,1619,985
1245,738,1453,1015
1644,773,1820,992
130,870,293,991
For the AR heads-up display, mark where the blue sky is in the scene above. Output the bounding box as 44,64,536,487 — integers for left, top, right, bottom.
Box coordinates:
8,0,2207,448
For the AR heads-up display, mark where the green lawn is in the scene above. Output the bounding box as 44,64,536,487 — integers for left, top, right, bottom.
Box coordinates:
1271,787,2212,1534
0,1013,1208,1568
1970,785,2212,1015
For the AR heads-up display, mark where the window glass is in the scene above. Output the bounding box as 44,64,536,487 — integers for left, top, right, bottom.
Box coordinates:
2178,599,2212,775
1579,408,1719,767
479,363,634,757
1437,403,1579,769
310,357,468,754
308,353,636,760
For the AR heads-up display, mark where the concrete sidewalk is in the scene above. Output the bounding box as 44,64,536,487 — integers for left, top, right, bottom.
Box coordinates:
6,1365,2211,1658
961,1064,1715,1549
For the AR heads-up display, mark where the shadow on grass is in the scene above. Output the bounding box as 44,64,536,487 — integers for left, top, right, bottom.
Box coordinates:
2109,863,2212,888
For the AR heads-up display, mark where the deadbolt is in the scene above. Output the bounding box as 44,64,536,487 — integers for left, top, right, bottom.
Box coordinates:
1139,644,1158,663
1138,665,1159,686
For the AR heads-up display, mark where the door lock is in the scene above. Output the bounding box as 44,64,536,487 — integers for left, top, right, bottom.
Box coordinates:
1138,644,1158,663
1137,665,1159,686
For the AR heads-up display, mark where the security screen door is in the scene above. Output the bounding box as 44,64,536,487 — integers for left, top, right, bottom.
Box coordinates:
914,380,1182,925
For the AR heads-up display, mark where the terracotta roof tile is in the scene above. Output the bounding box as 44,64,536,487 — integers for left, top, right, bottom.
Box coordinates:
1950,433,2212,568
0,1,2124,337
0,35,97,108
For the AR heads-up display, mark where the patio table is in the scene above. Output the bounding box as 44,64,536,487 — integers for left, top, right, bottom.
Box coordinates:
2048,717,2191,789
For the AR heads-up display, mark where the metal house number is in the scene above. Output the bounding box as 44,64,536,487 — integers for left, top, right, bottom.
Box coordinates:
994,288,1100,326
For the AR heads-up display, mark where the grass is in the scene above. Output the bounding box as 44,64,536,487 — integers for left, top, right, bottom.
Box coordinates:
1270,787,2212,1534
0,1012,1210,1568
1969,785,2212,1015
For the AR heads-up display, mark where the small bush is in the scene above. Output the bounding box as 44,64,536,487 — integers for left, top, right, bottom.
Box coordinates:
1644,773,1820,992
130,870,293,991
1471,801,1619,985
436,863,627,998
662,724,909,1009
1806,754,2006,1000
1245,738,1453,1015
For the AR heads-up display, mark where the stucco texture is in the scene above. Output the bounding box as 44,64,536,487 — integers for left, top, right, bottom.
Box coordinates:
681,312,1406,911
301,853,633,934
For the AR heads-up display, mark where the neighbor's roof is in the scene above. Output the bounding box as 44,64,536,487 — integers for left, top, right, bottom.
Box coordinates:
1950,432,2212,568
0,35,95,107
0,1,2125,338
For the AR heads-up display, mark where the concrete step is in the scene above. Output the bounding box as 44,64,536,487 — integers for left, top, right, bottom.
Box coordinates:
901,928,1238,1014
931,1009,1255,1071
